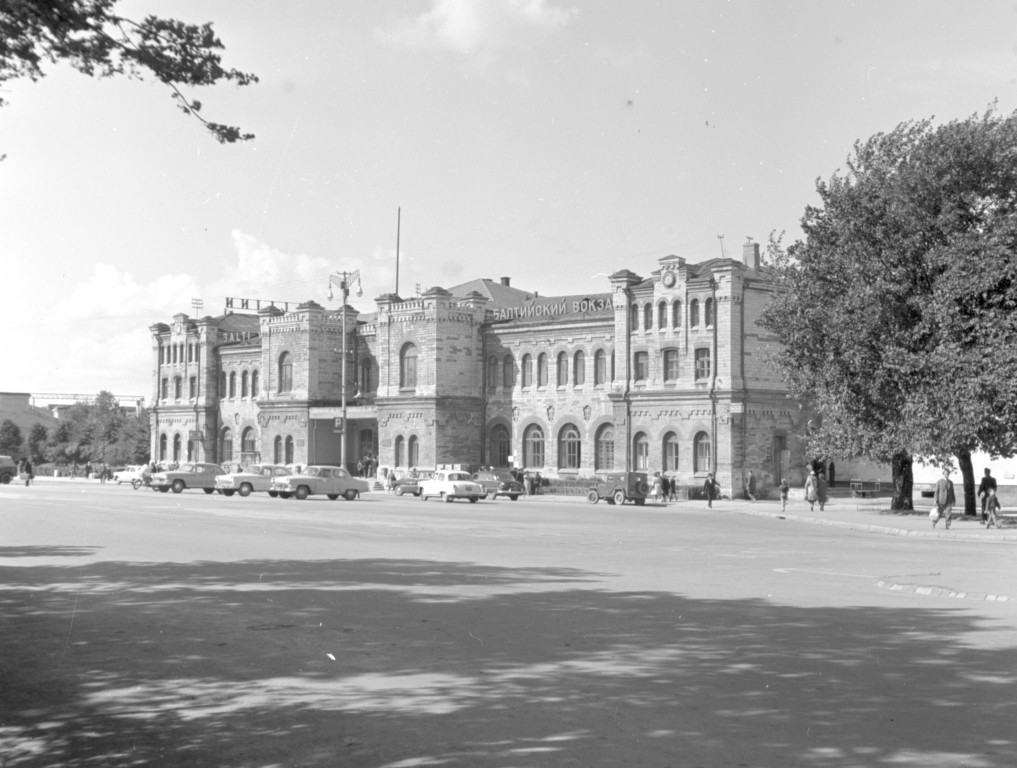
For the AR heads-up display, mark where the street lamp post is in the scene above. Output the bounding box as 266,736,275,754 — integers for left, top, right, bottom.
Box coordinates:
327,269,362,472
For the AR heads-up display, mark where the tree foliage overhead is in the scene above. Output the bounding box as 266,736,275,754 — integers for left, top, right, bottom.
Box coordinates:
0,0,257,143
759,107,1017,507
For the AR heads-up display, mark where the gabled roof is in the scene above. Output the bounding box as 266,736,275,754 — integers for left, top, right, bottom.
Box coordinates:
447,278,536,308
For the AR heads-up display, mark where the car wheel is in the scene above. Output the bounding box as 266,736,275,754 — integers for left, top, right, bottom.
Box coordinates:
344,489,358,501
172,480,185,494
395,486,405,496
268,491,278,498
469,496,479,503
587,490,599,504
327,494,339,500
132,479,142,490
280,491,292,499
612,489,626,506
238,483,252,498
222,490,235,497
295,485,310,500
158,486,170,493
509,494,519,501
634,498,646,506
0,474,10,485
203,487,215,495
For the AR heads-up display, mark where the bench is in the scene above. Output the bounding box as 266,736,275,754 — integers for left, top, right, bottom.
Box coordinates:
998,513,1017,527
850,479,881,498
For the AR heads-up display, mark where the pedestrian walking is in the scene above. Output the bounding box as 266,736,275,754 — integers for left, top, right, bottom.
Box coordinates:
387,469,397,493
817,472,828,512
933,467,956,529
744,470,757,502
23,459,33,486
650,472,662,503
984,488,1001,528
804,470,819,512
703,473,719,509
660,474,672,503
978,468,997,523
779,478,789,512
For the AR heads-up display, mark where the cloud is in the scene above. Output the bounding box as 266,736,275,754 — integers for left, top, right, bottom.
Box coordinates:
379,0,578,56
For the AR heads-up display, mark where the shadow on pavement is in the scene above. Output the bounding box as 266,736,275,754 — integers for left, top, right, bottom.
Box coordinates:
1,557,1015,767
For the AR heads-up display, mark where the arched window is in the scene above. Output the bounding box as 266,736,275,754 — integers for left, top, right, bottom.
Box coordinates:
360,358,373,394
658,301,667,329
274,435,283,464
643,303,653,331
523,425,545,468
537,353,548,387
672,300,681,329
251,369,260,397
193,345,200,365
694,431,711,473
556,352,568,386
221,428,233,463
408,435,419,467
503,354,515,388
284,435,294,465
490,425,510,467
159,433,167,460
187,437,195,462
573,350,585,385
172,433,182,462
394,436,404,467
241,371,249,398
664,431,679,471
400,343,418,389
521,354,533,387
228,371,236,398
595,425,614,470
633,432,649,471
594,349,607,385
242,427,256,454
630,303,639,331
690,299,700,327
705,297,714,327
278,352,293,393
487,355,498,391
558,424,581,469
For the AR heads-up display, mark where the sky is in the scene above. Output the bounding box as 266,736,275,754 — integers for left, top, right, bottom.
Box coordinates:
2,0,1017,402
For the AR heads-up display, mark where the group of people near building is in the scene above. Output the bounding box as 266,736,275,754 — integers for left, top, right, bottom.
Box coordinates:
356,455,378,479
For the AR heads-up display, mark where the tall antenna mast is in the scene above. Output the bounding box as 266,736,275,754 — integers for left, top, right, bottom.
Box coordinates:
716,234,726,258
395,207,401,296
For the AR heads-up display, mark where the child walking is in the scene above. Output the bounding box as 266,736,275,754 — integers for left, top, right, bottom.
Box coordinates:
985,487,1001,529
779,478,789,512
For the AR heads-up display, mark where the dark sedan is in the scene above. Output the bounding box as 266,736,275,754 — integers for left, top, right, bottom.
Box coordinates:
472,469,525,500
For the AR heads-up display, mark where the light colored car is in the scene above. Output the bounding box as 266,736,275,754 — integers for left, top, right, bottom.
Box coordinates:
151,462,226,494
216,464,291,497
418,470,484,503
269,465,370,501
113,465,149,485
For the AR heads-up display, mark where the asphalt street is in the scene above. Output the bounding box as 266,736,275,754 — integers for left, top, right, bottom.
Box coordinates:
1,478,1016,768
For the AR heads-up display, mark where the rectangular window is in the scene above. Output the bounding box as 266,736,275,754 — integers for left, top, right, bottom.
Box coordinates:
173,376,182,399
695,348,711,380
161,378,168,399
189,376,197,399
634,351,649,381
664,349,680,382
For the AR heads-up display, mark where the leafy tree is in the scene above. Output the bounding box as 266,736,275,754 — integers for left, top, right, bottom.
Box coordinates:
0,419,24,457
0,1,257,147
760,107,1017,512
27,422,48,464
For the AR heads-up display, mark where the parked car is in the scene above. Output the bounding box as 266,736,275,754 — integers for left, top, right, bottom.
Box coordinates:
587,471,649,506
394,470,433,496
419,470,485,503
0,455,16,485
216,464,291,497
269,465,370,500
472,469,524,500
113,465,149,485
150,462,227,494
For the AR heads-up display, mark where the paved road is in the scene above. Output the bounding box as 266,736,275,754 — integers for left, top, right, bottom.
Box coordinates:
2,480,1016,767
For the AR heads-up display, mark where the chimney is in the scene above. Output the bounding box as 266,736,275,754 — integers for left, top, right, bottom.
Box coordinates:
500,276,511,287
743,240,760,269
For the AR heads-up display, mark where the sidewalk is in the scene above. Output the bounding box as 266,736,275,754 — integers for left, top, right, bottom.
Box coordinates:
524,489,1017,542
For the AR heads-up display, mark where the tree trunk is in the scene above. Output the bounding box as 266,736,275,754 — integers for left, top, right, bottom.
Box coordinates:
956,449,976,517
890,452,913,510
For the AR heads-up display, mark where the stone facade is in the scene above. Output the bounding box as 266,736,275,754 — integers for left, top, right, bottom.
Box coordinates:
149,244,811,495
